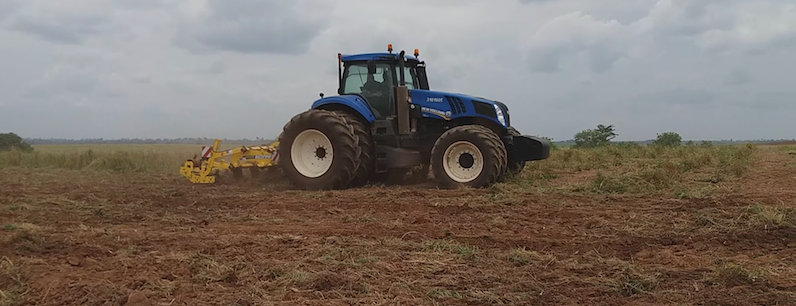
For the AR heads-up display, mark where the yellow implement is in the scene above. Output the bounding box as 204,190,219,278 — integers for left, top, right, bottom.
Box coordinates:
180,139,280,184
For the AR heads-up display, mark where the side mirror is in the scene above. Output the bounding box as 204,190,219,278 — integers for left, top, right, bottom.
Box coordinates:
367,60,376,74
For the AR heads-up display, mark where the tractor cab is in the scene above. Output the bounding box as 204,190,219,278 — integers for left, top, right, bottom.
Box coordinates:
337,45,429,121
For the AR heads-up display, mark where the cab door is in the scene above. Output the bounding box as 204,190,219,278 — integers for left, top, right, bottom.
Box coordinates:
340,61,395,120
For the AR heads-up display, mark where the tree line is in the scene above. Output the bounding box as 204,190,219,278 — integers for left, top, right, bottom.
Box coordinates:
569,124,794,148
21,137,276,145
2,130,793,154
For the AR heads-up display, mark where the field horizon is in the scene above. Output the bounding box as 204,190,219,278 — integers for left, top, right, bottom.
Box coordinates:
1,141,794,305
19,135,796,147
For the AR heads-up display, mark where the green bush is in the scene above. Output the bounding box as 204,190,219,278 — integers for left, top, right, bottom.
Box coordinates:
0,133,33,153
652,132,682,147
574,124,617,148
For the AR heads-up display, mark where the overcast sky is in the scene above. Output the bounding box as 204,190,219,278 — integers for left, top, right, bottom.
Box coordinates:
0,0,794,141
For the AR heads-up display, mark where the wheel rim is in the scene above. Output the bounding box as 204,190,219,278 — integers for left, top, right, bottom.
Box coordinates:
290,129,334,178
442,141,484,183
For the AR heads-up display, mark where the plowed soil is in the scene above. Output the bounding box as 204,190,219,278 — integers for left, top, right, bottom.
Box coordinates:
1,147,795,305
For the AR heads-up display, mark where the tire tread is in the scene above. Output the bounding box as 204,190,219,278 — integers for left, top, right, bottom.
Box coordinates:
277,109,359,190
431,125,507,189
334,111,374,186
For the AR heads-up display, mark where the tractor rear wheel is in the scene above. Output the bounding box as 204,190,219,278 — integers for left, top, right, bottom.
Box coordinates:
277,109,360,190
430,125,507,189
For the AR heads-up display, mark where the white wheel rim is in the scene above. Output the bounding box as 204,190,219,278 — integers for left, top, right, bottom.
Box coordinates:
290,129,334,178
442,141,484,183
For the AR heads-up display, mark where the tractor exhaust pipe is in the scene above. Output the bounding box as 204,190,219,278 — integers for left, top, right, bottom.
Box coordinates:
396,50,410,135
398,50,406,86
337,53,342,94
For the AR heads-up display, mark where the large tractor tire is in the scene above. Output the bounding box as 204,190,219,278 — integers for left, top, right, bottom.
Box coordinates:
430,125,507,189
277,109,360,190
333,111,374,187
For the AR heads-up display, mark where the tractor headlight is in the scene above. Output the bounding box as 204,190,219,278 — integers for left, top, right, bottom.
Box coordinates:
493,104,506,126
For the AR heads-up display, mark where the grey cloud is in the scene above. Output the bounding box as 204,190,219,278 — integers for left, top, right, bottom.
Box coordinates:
21,61,126,104
173,0,329,54
522,0,795,74
131,75,152,85
517,0,657,24
649,87,716,106
684,1,795,55
526,50,561,73
111,0,171,11
750,91,792,109
647,0,737,38
3,2,111,44
193,61,227,75
523,11,629,73
0,0,22,21
724,67,752,86
585,44,626,73
8,16,106,44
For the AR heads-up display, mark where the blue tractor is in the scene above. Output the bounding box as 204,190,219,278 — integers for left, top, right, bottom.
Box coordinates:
276,45,550,190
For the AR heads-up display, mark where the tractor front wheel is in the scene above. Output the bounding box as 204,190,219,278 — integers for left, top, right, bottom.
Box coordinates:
431,125,507,189
278,109,360,190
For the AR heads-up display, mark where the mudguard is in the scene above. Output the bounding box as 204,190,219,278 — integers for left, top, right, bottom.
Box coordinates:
310,95,377,122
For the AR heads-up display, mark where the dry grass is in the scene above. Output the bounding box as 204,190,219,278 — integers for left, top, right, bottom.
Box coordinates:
187,254,246,284
0,143,249,174
1,142,758,195
563,253,662,297
509,142,757,197
745,203,796,229
0,257,26,306
0,147,190,173
709,262,770,287
505,247,555,267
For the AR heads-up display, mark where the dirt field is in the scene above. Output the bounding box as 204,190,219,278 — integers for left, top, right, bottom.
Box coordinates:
1,144,795,305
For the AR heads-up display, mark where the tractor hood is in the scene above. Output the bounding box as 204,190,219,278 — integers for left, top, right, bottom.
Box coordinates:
458,93,510,112
416,89,509,111
410,89,511,126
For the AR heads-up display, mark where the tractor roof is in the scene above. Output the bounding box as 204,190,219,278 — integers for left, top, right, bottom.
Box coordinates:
340,52,419,63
